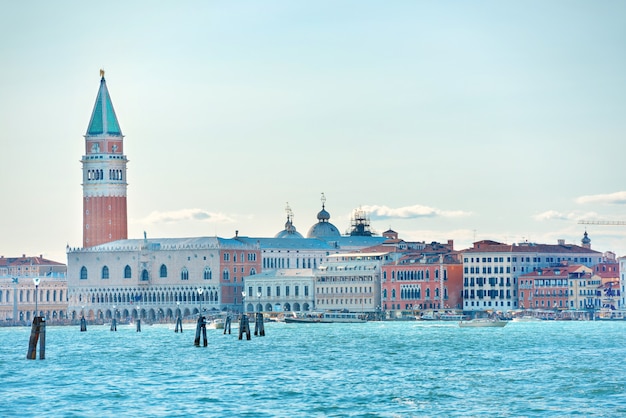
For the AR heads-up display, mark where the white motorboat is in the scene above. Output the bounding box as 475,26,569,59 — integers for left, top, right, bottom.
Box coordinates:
459,319,508,328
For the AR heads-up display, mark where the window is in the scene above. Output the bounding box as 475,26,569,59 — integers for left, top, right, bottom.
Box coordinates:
223,270,229,281
276,286,281,297
160,264,167,278
141,269,149,281
295,285,299,296
181,268,189,281
223,253,230,261
203,267,212,280
80,266,88,280
124,265,132,279
102,266,109,279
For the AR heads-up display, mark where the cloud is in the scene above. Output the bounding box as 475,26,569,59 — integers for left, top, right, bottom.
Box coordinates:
533,210,576,221
361,204,472,220
576,191,626,205
533,210,599,222
136,208,235,225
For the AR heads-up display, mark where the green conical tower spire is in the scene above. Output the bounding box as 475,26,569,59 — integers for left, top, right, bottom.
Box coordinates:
86,70,122,136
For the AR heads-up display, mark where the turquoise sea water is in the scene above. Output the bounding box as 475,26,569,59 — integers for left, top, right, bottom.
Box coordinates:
1,320,625,417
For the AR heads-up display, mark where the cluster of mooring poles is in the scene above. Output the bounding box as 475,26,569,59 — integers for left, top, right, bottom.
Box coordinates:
26,287,270,359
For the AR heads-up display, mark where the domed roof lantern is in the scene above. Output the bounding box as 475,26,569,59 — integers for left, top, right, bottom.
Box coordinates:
317,193,331,222
275,202,303,238
581,230,591,248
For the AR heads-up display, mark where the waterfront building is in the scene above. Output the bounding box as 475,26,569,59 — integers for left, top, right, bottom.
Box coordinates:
243,268,315,313
372,237,463,316
591,261,621,313
617,256,626,309
82,70,128,247
315,252,386,315
381,250,463,315
461,237,602,313
66,236,261,322
518,264,590,311
238,204,386,315
567,266,601,313
0,255,67,324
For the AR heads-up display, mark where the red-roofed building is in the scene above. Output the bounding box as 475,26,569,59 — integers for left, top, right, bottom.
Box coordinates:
461,237,602,313
0,255,67,324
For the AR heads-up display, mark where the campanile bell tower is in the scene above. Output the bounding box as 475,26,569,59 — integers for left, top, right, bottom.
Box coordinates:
81,70,128,247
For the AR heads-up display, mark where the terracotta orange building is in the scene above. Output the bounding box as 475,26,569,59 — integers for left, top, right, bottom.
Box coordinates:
380,241,463,312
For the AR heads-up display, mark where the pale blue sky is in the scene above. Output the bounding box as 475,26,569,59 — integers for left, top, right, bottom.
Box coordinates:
1,1,626,263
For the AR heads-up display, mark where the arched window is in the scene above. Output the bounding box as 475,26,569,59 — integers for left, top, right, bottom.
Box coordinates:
141,269,149,281
102,266,109,279
160,264,167,278
392,289,396,299
124,265,132,279
426,270,430,280
80,266,88,280
250,268,256,275
203,267,212,280
222,270,229,281
383,289,387,299
181,268,189,281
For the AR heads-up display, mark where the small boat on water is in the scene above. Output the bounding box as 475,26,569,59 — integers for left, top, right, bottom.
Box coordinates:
419,312,468,321
512,316,542,322
285,311,367,324
207,318,225,329
459,318,508,328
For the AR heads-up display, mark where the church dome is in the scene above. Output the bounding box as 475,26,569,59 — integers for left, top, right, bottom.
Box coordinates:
306,193,340,238
307,222,340,238
275,203,304,238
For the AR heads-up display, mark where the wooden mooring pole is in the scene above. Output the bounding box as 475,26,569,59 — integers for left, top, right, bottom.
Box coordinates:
223,315,232,334
80,316,87,332
175,316,183,333
238,314,251,340
26,316,46,360
254,312,265,336
110,318,117,331
194,316,208,347
136,319,141,332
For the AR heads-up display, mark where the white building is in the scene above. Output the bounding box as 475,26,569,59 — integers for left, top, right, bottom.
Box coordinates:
243,268,315,313
66,237,261,322
461,238,602,313
315,252,388,314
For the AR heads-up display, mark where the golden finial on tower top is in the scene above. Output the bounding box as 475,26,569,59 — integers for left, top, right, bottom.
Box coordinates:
100,69,105,78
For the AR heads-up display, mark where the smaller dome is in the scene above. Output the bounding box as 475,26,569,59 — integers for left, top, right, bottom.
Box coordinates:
582,231,591,245
317,208,331,221
275,203,304,238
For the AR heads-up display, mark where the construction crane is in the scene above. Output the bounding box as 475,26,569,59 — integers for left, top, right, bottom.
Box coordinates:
578,220,626,226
